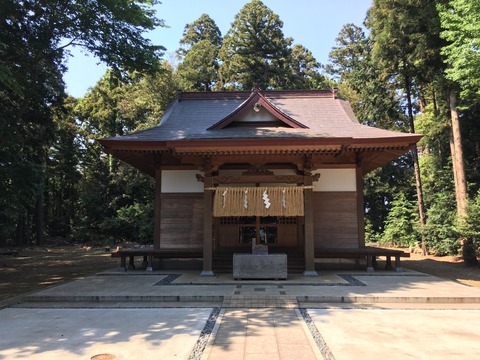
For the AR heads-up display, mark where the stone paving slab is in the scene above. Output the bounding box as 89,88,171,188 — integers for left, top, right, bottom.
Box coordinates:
0,307,212,360
203,308,322,360
307,308,480,360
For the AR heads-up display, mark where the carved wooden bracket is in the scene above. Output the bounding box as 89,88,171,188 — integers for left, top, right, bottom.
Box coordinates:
302,154,314,176
199,156,219,175
197,172,319,185
242,164,274,176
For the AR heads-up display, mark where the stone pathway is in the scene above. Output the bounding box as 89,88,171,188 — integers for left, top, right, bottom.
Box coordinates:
204,308,321,360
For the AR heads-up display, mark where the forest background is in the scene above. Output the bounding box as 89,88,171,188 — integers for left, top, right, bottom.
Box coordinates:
1,0,479,263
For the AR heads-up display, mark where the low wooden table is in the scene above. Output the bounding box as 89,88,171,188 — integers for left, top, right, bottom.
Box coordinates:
314,246,410,272
111,248,203,271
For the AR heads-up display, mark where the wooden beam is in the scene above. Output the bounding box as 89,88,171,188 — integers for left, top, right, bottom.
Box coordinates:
153,168,162,250
356,163,366,247
201,173,215,276
303,169,318,277
213,174,305,185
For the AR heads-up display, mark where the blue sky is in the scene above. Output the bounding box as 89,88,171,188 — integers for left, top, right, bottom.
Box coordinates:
64,0,372,98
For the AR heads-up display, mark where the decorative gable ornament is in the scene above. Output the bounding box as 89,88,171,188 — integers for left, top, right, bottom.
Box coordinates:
207,90,309,130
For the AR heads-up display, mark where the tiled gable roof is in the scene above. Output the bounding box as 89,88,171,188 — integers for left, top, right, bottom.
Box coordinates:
101,89,419,143
99,90,422,176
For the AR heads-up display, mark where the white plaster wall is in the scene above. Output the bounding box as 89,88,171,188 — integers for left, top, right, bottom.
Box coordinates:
161,168,356,193
161,170,203,193
313,169,356,192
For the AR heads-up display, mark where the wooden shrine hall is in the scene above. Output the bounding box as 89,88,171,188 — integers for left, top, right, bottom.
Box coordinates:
100,89,420,276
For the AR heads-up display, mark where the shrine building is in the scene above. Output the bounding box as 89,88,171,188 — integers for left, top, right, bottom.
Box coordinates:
100,89,421,276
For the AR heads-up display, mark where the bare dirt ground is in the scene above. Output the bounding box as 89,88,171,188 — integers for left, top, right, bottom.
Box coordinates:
397,250,480,288
0,245,117,303
0,245,479,304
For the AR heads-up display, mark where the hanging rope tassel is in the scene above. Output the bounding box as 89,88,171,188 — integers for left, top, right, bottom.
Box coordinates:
213,186,305,217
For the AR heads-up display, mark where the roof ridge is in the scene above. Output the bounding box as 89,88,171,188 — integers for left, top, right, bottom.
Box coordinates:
177,89,336,101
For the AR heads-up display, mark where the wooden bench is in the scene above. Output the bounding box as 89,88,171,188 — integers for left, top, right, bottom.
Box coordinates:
111,248,203,271
314,246,410,272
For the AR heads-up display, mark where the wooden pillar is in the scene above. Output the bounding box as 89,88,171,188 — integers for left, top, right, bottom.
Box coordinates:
303,172,318,277
153,167,162,250
356,164,366,248
201,173,215,276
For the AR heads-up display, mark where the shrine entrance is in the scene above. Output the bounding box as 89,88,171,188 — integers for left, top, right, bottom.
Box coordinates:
211,185,306,261
202,172,319,275
213,215,304,271
215,215,303,254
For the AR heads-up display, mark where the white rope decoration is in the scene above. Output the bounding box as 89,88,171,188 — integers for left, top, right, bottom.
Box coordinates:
213,186,305,217
222,189,227,208
262,190,271,209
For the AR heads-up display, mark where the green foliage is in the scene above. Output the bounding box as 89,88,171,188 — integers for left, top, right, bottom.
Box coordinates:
71,69,173,244
0,0,166,245
45,97,82,238
365,220,382,244
177,40,220,91
422,192,459,256
115,203,154,244
458,103,480,197
363,161,416,237
415,102,451,161
113,64,177,131
175,2,327,92
417,150,460,256
328,23,407,130
438,0,480,101
218,0,293,90
58,0,165,74
380,193,419,247
177,14,222,58
369,0,445,87
288,44,331,90
175,14,222,91
457,192,480,259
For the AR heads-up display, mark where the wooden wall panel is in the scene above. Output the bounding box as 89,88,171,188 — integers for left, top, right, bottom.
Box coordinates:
313,192,359,249
277,224,299,246
160,193,203,250
159,192,362,251
218,225,240,247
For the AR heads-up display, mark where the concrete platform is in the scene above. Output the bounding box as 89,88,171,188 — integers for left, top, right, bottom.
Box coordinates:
1,269,480,359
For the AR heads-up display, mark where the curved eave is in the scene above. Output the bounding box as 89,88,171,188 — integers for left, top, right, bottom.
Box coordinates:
99,134,422,177
166,134,422,153
98,138,168,151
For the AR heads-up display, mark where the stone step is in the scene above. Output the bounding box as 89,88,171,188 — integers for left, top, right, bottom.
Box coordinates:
23,293,480,306
23,294,224,303
298,295,480,304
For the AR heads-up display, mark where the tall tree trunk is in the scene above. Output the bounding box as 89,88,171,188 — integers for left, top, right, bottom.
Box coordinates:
405,77,427,255
16,213,26,246
35,191,45,246
449,90,468,219
449,90,473,263
35,126,46,247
